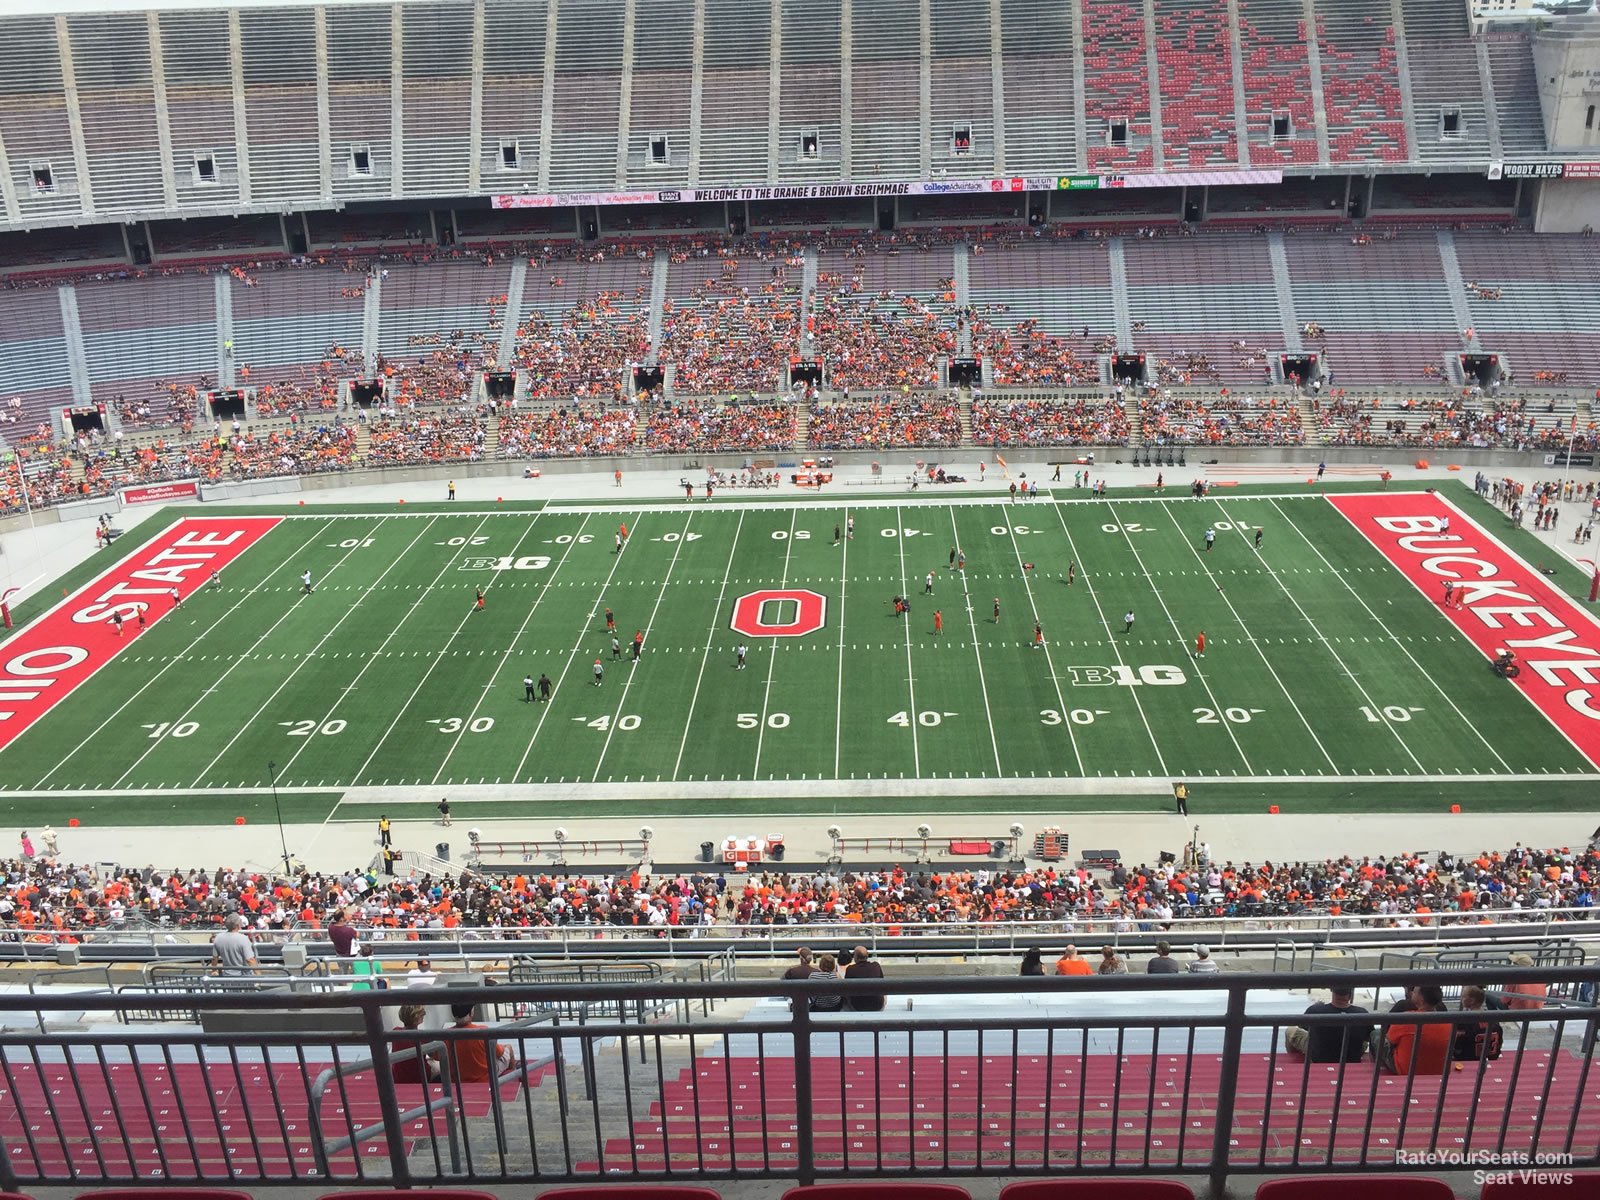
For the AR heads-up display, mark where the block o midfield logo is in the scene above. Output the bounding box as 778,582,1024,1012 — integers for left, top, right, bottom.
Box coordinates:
729,588,827,638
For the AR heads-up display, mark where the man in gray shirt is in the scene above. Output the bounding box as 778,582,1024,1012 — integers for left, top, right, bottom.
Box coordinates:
1146,940,1181,974
210,913,258,974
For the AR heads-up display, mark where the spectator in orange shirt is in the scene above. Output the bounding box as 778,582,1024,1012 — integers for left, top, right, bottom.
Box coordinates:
443,1003,513,1083
1054,944,1094,976
1384,984,1452,1076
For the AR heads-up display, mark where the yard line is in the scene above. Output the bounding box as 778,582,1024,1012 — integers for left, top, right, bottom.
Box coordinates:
190,515,451,787
672,510,747,781
1151,501,1338,772
891,505,922,777
1102,503,1254,773
28,518,342,789
948,508,1004,776
752,510,800,781
1044,494,1168,775
511,510,646,783
431,514,596,786
999,510,1085,776
1210,499,1427,773
1272,498,1514,772
833,511,850,780
348,513,546,786
102,518,396,790
591,512,695,782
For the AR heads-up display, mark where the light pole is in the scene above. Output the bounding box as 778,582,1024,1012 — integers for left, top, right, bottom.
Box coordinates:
267,760,292,875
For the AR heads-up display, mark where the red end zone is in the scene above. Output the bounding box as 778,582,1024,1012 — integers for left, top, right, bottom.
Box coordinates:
1329,492,1600,768
0,516,280,754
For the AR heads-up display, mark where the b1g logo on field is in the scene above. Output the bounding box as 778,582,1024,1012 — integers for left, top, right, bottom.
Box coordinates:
730,589,827,638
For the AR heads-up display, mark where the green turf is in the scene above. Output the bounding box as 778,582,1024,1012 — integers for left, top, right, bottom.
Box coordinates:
0,483,1592,825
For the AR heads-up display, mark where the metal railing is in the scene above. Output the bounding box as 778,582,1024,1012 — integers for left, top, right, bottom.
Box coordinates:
0,967,1595,1193
13,905,1600,960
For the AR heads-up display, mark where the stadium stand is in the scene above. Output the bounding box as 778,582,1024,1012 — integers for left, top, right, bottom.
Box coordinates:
1314,0,1409,163
9,843,1594,937
1081,0,1157,172
1153,0,1239,169
1123,236,1282,387
514,252,653,401
808,247,958,391
0,289,75,434
973,395,1132,446
1451,231,1600,386
659,247,804,395
1236,0,1321,165
1284,232,1462,386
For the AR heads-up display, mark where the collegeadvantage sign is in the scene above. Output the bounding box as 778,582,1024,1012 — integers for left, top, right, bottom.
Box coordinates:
491,169,1283,209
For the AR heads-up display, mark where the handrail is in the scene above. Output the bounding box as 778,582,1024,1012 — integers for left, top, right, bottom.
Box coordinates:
0,966,1597,1191
24,964,116,1034
309,1010,557,1178
14,904,1600,955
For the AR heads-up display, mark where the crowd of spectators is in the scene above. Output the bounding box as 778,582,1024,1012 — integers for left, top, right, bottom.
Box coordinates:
252,353,357,417
808,395,962,450
513,284,651,403
1141,390,1305,445
644,400,797,454
496,403,637,459
367,411,486,467
804,273,956,392
114,380,203,430
1314,392,1560,450
974,319,1101,387
972,395,1130,447
658,253,802,395
2,839,1597,942
376,343,483,410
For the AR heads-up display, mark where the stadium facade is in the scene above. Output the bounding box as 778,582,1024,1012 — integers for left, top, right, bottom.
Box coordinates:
0,0,1598,237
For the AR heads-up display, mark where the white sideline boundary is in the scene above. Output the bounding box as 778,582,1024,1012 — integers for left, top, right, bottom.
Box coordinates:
0,769,1593,806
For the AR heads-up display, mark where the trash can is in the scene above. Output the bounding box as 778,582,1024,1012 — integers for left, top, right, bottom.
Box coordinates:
435,842,450,862
700,841,715,863
770,842,786,861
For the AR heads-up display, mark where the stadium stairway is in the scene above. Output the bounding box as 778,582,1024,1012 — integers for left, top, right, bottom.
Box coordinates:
797,401,812,452
958,393,974,446
1292,392,1320,445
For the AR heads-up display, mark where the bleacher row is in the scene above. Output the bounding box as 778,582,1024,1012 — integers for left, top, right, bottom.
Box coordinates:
0,1179,1576,1198
7,229,1599,439
5,384,1587,517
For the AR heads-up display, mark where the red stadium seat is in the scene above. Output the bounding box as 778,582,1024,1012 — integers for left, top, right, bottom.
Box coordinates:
1001,1181,1196,1200
1257,1180,1454,1200
535,1189,724,1200
1482,1174,1600,1198
782,1186,974,1200
318,1191,498,1200
77,1191,254,1200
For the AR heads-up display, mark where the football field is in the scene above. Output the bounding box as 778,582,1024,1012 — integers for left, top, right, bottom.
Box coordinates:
0,484,1595,826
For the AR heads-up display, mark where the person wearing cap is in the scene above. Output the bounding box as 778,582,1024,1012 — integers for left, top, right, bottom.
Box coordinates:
1146,940,1180,974
1188,945,1219,973
782,947,815,980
